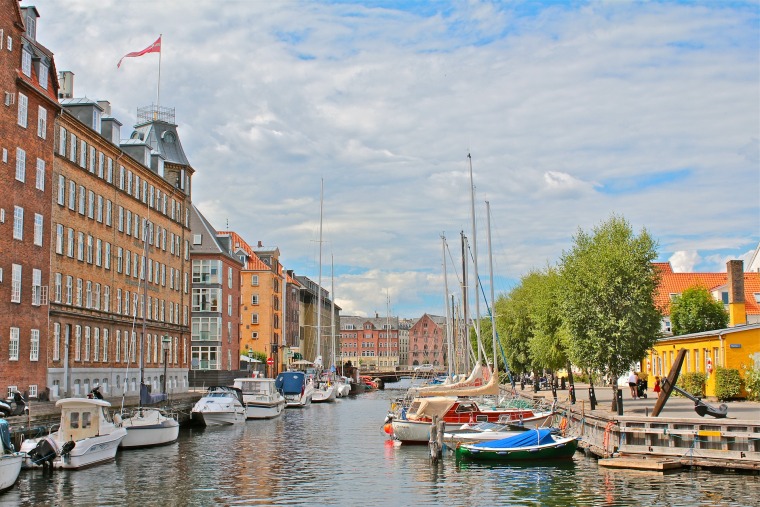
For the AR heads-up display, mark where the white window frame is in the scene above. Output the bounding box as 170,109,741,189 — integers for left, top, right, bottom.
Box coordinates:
30,329,40,361
17,92,27,127
34,213,43,246
9,328,20,361
37,106,47,139
35,158,45,191
11,264,21,303
15,147,25,182
13,206,23,240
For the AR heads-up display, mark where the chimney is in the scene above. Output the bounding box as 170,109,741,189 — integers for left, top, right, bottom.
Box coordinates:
258,241,263,248
58,71,74,99
727,260,746,327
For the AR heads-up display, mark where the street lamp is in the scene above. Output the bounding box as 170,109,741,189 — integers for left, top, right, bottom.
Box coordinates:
161,335,171,395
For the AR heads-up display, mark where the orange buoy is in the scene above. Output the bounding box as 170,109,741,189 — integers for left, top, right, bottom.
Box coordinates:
383,423,393,435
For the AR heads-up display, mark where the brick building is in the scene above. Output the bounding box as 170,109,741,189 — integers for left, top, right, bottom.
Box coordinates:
408,314,447,368
188,205,243,372
296,275,340,370
48,95,193,399
0,2,59,398
339,315,398,371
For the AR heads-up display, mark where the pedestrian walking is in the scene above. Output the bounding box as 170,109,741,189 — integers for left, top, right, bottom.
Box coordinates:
628,371,638,399
653,376,661,398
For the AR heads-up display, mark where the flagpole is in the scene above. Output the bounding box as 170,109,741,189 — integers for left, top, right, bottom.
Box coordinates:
155,34,162,110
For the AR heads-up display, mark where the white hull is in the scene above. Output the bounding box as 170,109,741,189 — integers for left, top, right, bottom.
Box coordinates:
244,400,286,419
22,428,128,469
336,384,351,398
0,454,22,491
119,410,180,448
195,410,246,426
312,385,337,403
284,394,312,408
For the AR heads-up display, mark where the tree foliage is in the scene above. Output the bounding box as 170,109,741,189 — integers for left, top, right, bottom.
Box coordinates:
670,285,729,335
494,286,535,373
525,268,569,372
559,215,662,381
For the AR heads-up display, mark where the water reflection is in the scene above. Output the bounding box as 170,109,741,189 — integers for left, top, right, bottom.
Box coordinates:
1,387,758,506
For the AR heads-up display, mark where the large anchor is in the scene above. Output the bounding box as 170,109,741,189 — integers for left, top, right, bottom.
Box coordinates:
651,348,728,419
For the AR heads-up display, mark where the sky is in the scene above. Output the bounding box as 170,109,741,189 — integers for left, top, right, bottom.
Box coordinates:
29,0,759,318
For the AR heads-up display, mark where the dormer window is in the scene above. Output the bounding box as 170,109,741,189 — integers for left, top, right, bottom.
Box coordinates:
21,47,32,77
668,293,678,301
92,109,101,132
25,15,36,40
38,63,48,89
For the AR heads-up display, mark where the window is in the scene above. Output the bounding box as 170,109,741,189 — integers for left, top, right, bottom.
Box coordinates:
251,294,259,305
104,285,110,312
84,326,90,361
228,267,233,288
37,106,47,138
9,328,19,360
15,147,25,181
57,175,65,205
78,185,85,214
79,139,86,168
252,332,259,340
75,326,81,361
32,268,42,306
54,272,61,302
53,323,60,361
105,243,111,270
191,288,220,312
106,200,112,226
21,47,32,75
251,275,259,286
11,264,21,303
68,181,76,210
39,63,48,89
17,92,27,127
88,190,94,218
77,232,84,260
13,206,23,240
94,328,100,362
59,126,67,156
76,278,82,306
251,314,259,325
65,276,72,305
103,329,109,362
35,158,44,190
192,260,220,283
30,329,39,361
34,213,43,246
97,195,103,222
67,228,74,257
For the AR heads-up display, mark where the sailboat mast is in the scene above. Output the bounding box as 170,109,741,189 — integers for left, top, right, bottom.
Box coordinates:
331,254,336,371
468,153,482,365
316,180,323,366
386,291,390,369
486,201,498,374
442,234,453,377
139,220,150,389
460,231,469,372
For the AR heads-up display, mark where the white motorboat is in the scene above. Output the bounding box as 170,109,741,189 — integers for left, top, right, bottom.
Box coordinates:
21,398,127,469
0,419,22,491
335,377,351,398
275,371,314,408
312,382,337,403
118,407,179,448
191,386,246,426
233,377,286,419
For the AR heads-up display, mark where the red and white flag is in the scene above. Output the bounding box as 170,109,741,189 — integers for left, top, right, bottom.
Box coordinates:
117,36,161,69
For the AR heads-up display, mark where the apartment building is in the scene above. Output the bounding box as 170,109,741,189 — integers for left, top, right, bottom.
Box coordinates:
339,314,398,371
296,275,340,370
408,314,447,368
0,3,59,398
188,205,243,372
48,95,192,399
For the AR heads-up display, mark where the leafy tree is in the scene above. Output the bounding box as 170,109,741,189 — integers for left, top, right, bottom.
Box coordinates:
525,267,569,373
670,285,729,335
559,215,662,408
494,284,536,374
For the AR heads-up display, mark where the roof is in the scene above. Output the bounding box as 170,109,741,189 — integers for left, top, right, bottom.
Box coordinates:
654,262,760,316
188,204,244,265
218,231,274,272
656,322,760,343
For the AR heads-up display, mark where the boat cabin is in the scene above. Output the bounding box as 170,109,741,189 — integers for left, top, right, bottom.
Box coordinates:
55,399,113,442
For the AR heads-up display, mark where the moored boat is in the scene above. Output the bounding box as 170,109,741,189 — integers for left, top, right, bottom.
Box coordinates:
455,428,578,462
233,377,286,419
191,386,246,426
21,398,127,469
275,371,314,408
118,406,179,448
0,419,22,491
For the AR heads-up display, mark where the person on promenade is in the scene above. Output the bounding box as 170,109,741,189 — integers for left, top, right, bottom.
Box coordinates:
628,371,638,399
653,376,661,398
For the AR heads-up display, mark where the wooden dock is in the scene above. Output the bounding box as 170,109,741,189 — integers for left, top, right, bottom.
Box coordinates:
598,457,682,472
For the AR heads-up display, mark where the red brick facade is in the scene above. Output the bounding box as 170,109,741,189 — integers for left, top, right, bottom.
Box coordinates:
408,314,446,367
0,1,59,398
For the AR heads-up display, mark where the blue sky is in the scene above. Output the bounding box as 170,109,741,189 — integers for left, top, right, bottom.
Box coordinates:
31,0,759,317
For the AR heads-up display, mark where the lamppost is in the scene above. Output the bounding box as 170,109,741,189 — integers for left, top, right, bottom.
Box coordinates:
161,335,171,395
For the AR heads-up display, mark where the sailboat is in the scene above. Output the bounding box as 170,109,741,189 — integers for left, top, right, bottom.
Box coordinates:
0,419,22,490
118,219,179,448
312,181,337,403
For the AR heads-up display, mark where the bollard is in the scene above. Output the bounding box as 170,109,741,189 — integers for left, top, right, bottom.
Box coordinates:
560,377,566,390
533,379,539,393
589,386,597,411
551,384,557,401
616,389,624,415
520,380,525,391
569,384,576,404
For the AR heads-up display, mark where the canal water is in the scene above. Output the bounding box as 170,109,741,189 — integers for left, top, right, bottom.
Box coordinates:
2,384,757,506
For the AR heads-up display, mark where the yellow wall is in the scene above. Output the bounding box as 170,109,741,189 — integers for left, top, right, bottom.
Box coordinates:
648,326,760,397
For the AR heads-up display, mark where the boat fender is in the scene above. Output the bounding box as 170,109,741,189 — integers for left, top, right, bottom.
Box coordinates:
559,417,568,436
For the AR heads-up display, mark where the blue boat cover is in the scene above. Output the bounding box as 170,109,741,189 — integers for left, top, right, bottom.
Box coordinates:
471,428,555,449
275,372,306,395
140,383,168,405
0,419,13,453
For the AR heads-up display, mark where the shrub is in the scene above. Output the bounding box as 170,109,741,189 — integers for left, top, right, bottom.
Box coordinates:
677,372,707,398
742,364,760,402
714,367,743,401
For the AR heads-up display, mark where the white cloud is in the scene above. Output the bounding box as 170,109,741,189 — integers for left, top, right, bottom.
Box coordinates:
32,0,759,316
669,251,701,272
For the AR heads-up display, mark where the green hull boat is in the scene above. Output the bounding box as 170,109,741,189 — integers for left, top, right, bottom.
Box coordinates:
455,429,578,462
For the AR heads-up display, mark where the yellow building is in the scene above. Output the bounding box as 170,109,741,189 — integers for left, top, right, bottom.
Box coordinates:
647,260,760,397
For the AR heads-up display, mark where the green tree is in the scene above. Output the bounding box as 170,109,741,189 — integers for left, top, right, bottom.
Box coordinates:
494,284,535,374
670,285,729,335
526,267,569,373
559,215,662,408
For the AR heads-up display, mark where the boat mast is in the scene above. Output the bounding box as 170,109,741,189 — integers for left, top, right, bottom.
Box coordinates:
460,231,469,372
316,179,323,368
467,153,482,366
331,254,336,372
386,290,391,370
486,201,498,375
442,234,453,377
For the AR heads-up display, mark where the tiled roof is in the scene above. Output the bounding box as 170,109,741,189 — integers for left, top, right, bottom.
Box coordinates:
655,263,760,316
218,231,271,271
